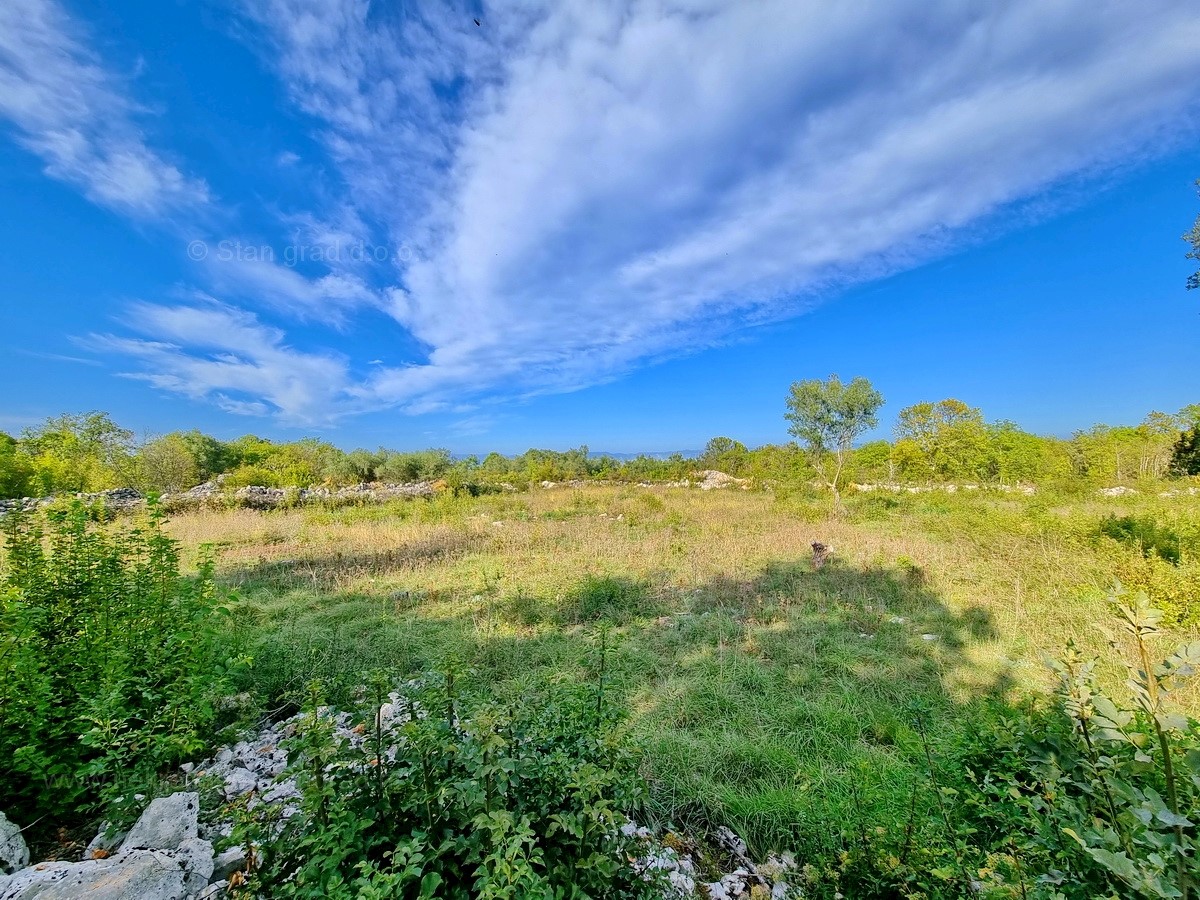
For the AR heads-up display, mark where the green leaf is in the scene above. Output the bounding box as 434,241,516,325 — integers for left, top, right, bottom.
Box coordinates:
1084,848,1140,884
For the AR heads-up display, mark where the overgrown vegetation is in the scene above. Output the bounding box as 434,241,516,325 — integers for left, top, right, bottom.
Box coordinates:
0,502,237,830
2,463,1199,896
233,674,660,900
2,398,1199,500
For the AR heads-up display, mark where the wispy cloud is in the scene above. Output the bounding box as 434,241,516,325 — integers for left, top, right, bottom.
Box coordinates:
15,349,103,367
73,2,1200,420
87,302,355,425
0,0,209,217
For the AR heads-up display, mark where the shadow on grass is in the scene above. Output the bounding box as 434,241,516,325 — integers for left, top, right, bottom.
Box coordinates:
221,528,481,592
222,551,1016,861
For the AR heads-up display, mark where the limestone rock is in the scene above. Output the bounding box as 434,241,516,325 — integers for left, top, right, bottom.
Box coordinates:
0,851,186,900
120,793,199,852
0,812,28,875
176,838,214,894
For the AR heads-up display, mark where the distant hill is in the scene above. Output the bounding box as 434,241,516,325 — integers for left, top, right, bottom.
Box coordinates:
589,450,694,460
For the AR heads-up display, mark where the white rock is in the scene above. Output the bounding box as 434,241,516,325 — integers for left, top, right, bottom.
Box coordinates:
0,812,28,875
0,850,186,900
212,846,246,882
222,768,258,800
176,837,214,894
83,823,126,861
121,792,199,852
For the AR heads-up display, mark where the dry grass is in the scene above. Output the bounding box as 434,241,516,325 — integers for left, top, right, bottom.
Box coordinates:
166,486,1191,701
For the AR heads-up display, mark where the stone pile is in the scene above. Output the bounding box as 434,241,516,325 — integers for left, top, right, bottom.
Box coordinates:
164,481,441,511
0,488,144,517
0,481,444,518
0,793,229,900
661,471,750,490
850,482,1037,495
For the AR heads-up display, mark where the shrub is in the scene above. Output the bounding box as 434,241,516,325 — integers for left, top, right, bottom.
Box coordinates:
1098,514,1185,565
569,576,654,625
1170,426,1200,476
0,502,237,827
1112,553,1200,627
234,675,661,900
954,594,1200,899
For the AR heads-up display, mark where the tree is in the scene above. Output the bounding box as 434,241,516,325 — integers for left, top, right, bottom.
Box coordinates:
22,412,134,493
700,436,749,475
136,433,201,492
784,375,883,508
986,421,1072,484
894,399,990,480
1170,425,1200,476
0,433,34,499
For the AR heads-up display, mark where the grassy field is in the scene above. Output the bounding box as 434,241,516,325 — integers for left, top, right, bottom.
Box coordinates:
164,484,1199,862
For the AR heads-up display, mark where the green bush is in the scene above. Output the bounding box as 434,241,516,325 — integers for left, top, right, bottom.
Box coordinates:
1099,514,1186,565
235,676,661,900
0,502,237,826
790,596,1200,899
1112,553,1200,627
954,594,1200,899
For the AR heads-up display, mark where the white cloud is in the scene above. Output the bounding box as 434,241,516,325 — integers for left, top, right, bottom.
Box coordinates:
200,250,384,323
87,302,356,426
0,0,209,216
95,1,1200,421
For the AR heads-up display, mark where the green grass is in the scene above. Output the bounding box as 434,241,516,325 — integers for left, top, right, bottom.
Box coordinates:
162,484,1200,859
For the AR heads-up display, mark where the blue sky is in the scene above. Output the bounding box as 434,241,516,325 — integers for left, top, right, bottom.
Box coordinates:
0,0,1197,455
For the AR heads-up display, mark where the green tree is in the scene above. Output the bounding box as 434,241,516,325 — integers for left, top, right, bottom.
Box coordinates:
1170,425,1200,476
378,448,452,482
784,375,883,508
136,433,201,492
986,421,1071,484
700,436,749,475
175,430,232,481
847,439,893,484
0,433,35,499
894,399,991,480
22,412,134,493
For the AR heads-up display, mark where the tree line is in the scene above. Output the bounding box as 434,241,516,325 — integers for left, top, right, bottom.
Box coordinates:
0,397,1196,501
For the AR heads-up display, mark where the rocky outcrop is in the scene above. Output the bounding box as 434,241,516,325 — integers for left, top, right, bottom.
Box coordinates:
0,813,28,876
696,470,750,491
0,793,216,900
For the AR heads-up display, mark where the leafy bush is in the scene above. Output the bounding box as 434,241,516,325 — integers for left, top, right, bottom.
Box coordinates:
1112,554,1200,627
1099,514,1186,565
953,594,1200,899
234,676,661,900
0,502,237,826
790,595,1200,900
1170,426,1200,476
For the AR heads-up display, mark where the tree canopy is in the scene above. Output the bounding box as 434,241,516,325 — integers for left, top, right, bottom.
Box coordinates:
785,375,884,505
